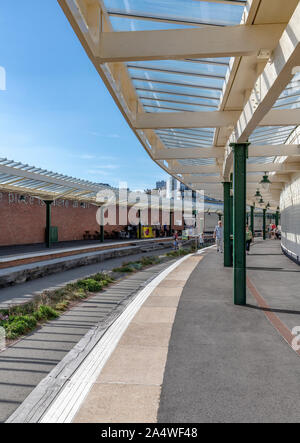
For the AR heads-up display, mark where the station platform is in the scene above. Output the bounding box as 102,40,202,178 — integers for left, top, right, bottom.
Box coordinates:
0,238,173,269
6,240,300,423
0,238,176,293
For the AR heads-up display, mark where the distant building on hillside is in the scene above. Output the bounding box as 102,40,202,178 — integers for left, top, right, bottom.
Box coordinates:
156,180,166,190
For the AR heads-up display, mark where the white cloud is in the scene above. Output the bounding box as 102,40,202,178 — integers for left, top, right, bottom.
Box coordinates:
88,131,121,139
0,67,6,91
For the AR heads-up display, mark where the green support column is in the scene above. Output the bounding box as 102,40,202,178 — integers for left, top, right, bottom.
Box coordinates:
138,209,142,240
275,209,279,226
230,142,249,306
223,182,231,268
250,205,255,239
263,208,266,240
100,207,105,243
44,200,53,249
169,210,173,237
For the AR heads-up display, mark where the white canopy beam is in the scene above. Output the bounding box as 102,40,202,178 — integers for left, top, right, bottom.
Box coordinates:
172,165,221,174
247,162,300,173
154,144,300,160
135,111,240,129
135,108,300,130
153,147,224,160
97,24,285,63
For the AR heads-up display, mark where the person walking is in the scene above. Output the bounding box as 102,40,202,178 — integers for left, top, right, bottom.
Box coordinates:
173,230,179,251
246,225,253,255
214,220,223,253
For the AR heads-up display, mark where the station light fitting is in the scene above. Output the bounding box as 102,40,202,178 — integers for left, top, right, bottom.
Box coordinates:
260,172,271,191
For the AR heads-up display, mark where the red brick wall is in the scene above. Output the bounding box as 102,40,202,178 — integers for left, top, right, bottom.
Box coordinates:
0,192,183,246
0,192,102,246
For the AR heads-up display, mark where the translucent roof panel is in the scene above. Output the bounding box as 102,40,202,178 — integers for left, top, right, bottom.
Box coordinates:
110,17,196,31
249,126,296,146
156,128,215,148
179,158,216,166
105,0,246,27
0,158,116,202
274,73,300,110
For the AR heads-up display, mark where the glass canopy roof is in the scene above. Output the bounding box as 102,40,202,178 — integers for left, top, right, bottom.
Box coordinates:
104,0,245,170
0,159,115,202
106,0,246,27
70,0,298,202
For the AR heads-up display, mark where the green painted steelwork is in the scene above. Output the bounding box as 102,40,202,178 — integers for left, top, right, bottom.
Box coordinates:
99,207,105,243
223,182,231,268
44,200,53,249
169,209,173,237
231,142,249,306
250,205,254,238
263,208,266,240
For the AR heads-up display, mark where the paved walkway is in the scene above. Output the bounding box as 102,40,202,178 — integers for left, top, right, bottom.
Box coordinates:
159,240,300,423
6,241,300,423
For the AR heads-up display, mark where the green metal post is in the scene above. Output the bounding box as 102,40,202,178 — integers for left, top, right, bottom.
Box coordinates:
169,210,173,237
138,210,142,240
263,209,266,240
223,182,231,267
44,200,53,249
100,207,104,243
275,210,279,226
231,142,249,306
250,205,254,239
230,178,234,266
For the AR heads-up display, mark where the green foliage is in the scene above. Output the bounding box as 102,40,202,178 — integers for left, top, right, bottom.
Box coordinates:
77,278,103,292
55,301,70,311
113,265,135,273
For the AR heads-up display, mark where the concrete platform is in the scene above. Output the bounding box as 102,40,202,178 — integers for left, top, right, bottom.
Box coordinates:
0,238,174,269
6,240,300,423
0,238,177,291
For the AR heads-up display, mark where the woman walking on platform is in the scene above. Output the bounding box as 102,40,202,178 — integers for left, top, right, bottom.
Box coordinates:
246,225,253,255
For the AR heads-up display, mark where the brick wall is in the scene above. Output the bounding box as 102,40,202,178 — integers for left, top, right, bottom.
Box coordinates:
0,191,183,247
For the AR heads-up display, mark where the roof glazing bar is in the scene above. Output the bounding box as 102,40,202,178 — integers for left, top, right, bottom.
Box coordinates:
128,64,226,80
107,10,226,27
136,87,220,101
141,97,218,108
132,77,223,91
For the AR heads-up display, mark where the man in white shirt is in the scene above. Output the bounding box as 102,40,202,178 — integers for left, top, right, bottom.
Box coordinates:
214,220,223,253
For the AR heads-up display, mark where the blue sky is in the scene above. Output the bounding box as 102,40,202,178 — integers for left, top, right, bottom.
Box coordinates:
0,0,168,190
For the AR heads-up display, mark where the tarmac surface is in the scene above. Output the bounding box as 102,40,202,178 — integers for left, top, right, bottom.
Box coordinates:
158,241,300,423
